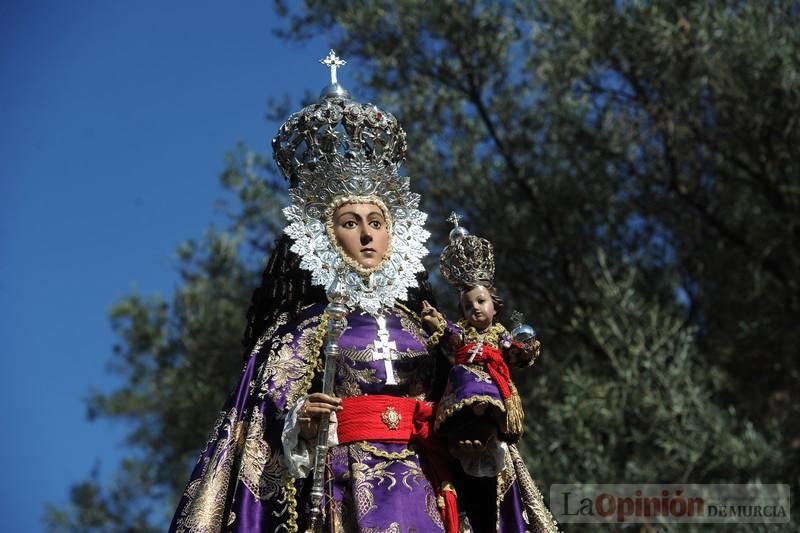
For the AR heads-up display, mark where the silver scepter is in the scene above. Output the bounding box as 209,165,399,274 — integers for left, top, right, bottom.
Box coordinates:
306,279,349,532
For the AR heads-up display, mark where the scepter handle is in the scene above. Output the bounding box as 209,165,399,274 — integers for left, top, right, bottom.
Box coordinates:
306,297,348,532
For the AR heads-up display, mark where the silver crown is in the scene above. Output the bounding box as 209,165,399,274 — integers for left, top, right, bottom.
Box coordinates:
272,51,407,185
440,212,495,289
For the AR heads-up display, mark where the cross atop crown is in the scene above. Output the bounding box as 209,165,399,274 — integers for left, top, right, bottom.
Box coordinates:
447,211,461,228
320,50,347,84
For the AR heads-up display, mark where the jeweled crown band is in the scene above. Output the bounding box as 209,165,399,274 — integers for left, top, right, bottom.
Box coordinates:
273,96,408,185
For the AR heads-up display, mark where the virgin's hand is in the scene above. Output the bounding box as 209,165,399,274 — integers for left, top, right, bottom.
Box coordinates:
298,393,342,440
456,439,485,459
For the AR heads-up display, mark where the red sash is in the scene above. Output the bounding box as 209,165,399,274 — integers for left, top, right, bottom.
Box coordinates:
454,343,512,400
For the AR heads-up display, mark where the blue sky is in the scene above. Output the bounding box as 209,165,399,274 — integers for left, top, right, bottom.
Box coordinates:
1,2,329,529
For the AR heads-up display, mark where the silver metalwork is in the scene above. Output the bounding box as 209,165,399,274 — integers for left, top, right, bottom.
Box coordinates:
321,50,346,84
440,215,495,289
277,51,429,316
273,50,407,185
512,324,537,343
446,211,470,242
510,309,538,348
319,50,350,99
307,283,350,532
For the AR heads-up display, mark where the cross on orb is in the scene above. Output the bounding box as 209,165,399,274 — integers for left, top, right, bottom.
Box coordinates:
372,316,398,385
447,211,461,228
320,50,346,85
510,310,524,329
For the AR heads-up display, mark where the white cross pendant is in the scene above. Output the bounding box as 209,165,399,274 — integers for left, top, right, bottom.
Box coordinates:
467,343,483,363
373,316,398,385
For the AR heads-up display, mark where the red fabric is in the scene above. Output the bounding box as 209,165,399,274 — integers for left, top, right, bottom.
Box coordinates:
337,395,459,533
455,343,513,400
338,396,417,444
442,490,459,533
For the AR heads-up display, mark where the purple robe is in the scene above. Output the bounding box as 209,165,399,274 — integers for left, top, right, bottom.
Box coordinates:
169,303,558,532
435,321,522,440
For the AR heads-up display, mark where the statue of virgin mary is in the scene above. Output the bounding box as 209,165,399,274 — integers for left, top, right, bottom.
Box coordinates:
168,51,558,533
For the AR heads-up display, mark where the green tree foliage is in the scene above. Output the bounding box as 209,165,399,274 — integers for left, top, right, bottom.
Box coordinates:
47,1,798,530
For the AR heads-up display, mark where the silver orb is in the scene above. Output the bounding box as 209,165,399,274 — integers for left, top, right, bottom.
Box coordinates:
319,82,351,100
448,225,470,242
512,324,536,343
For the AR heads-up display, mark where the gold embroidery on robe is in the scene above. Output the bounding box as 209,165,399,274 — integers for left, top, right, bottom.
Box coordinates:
338,346,428,362
346,444,440,529
196,410,226,463
349,455,386,519
335,356,381,397
256,331,306,403
283,316,326,407
497,445,517,501
507,445,560,532
174,408,240,533
462,363,493,383
254,315,322,408
398,311,428,346
424,481,446,529
329,446,357,532
239,407,288,502
251,312,289,355
363,523,402,533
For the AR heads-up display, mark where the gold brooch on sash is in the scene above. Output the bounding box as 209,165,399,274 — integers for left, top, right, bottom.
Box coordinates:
381,406,402,430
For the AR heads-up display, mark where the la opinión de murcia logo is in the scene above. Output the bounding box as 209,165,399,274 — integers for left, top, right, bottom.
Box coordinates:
550,484,790,524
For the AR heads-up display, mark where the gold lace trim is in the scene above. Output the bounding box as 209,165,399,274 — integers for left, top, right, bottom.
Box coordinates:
425,311,446,349
285,315,329,532
456,320,507,348
434,394,505,430
393,302,416,319
285,477,298,533
357,441,416,460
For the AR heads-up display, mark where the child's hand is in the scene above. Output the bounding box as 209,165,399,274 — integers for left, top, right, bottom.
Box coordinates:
509,338,542,367
420,300,442,332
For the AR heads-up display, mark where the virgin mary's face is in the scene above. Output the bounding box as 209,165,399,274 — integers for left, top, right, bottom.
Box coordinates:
331,202,390,269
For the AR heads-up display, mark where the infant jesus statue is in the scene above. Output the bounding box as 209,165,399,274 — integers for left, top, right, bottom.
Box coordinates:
421,213,542,476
